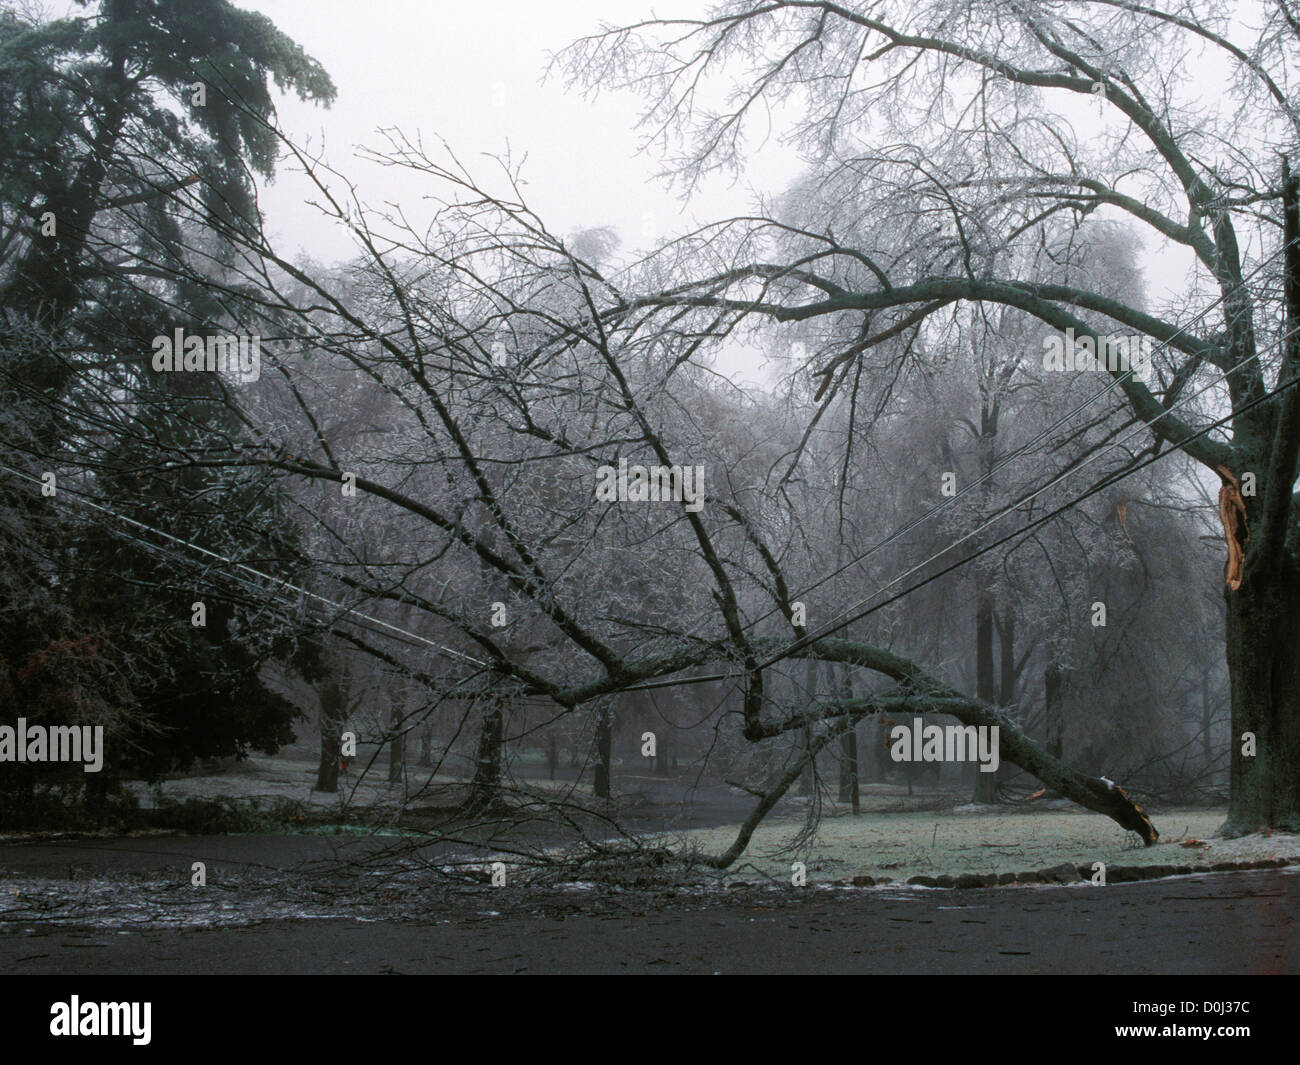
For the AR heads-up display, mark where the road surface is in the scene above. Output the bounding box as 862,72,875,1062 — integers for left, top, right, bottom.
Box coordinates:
1,865,1294,974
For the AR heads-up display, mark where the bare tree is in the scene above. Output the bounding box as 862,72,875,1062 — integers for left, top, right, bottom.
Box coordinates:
560,0,1300,836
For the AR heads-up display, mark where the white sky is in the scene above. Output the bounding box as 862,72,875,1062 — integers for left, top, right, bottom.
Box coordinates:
249,2,795,258
34,0,1257,392
240,0,1231,373
36,0,1268,361
244,0,804,386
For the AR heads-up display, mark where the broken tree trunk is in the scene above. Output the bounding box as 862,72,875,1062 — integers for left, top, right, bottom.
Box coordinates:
690,637,1161,868
701,686,1157,869
800,639,1158,843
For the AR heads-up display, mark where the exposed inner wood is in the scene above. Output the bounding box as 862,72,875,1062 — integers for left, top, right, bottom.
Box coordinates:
1216,466,1249,590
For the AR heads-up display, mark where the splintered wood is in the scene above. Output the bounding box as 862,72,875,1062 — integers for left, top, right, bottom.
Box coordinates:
1216,466,1248,590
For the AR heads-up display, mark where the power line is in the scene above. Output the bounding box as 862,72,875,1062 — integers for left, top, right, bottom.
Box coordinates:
0,462,490,670
6,204,1294,704
646,235,1298,663
619,322,1300,693
776,322,1298,664
4,317,1291,701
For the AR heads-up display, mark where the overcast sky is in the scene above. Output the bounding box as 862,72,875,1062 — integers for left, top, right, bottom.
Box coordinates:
240,0,809,385
246,0,1228,350
249,3,792,256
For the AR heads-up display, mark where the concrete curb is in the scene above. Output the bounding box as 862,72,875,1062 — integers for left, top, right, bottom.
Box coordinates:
826,855,1300,888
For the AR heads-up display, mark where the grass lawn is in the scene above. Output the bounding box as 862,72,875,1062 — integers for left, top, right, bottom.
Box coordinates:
672,803,1300,883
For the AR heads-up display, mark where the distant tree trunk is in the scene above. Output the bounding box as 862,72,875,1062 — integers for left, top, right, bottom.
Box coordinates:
547,730,559,780
860,722,883,783
465,532,507,813
593,699,613,800
655,729,673,776
837,666,860,812
387,704,404,784
463,697,504,814
972,587,998,803
800,655,819,795
998,610,1017,708
316,669,344,793
838,729,860,810
1045,664,1064,761
974,606,1016,800
1201,667,1214,777
419,725,434,769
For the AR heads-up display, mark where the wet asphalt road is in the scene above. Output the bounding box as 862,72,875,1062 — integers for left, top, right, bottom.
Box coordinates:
1,868,1295,974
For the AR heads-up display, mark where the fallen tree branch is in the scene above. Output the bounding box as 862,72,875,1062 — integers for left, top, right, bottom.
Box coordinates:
697,649,1158,869
701,717,857,869
788,640,1160,846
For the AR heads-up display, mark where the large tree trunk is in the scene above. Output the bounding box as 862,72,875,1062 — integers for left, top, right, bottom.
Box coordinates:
1222,561,1300,833
1222,162,1300,834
